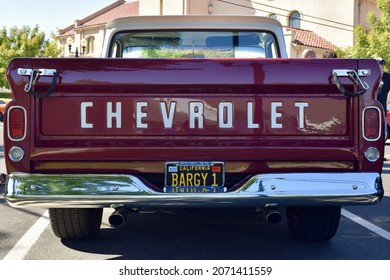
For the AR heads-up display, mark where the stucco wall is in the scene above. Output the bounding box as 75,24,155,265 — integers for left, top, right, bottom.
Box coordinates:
59,0,380,58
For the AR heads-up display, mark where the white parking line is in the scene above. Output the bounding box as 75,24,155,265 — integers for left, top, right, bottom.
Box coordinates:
342,209,390,241
2,210,50,260
2,208,390,260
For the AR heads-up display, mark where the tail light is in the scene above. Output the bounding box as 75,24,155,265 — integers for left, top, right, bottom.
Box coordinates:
362,107,381,141
7,106,26,141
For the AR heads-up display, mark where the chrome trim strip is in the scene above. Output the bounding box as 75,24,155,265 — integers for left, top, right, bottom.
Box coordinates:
18,68,57,76
332,69,371,77
5,172,383,208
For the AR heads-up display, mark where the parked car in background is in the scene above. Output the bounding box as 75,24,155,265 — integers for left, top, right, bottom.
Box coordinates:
0,98,12,122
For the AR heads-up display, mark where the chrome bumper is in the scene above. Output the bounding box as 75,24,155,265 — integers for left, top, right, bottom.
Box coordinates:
4,172,383,208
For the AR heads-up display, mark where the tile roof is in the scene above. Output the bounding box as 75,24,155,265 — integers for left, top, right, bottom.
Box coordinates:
79,1,139,28
58,0,139,37
289,27,337,50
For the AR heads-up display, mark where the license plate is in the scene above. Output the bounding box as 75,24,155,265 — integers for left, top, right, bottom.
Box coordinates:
164,161,225,193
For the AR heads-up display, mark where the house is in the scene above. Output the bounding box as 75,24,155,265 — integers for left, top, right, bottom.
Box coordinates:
57,0,139,57
57,0,379,58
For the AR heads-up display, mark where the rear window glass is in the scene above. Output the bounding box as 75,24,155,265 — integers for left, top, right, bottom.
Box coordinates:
109,31,279,58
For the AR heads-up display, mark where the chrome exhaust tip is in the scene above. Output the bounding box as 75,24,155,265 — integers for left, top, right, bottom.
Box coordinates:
264,208,282,224
108,208,129,227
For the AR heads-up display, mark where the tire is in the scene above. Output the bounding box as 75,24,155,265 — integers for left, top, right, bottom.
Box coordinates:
0,113,3,122
286,206,341,241
49,208,103,240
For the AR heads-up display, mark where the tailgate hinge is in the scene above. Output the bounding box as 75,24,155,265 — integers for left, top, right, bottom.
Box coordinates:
17,68,58,98
332,69,370,97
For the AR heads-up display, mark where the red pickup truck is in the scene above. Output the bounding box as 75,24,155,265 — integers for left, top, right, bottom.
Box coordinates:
3,15,385,241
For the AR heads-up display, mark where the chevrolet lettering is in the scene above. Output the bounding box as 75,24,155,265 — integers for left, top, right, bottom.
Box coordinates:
79,100,310,130
3,15,384,242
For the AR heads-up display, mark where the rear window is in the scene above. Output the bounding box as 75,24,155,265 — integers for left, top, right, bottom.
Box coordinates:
109,31,279,58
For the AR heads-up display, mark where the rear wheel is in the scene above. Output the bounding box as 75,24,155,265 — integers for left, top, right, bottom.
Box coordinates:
49,208,103,240
286,206,341,241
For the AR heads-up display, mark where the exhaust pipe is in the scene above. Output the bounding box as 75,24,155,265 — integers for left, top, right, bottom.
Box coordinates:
263,208,282,224
0,173,7,184
109,207,129,228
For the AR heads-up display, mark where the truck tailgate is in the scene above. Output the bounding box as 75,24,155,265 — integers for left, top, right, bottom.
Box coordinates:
5,58,383,188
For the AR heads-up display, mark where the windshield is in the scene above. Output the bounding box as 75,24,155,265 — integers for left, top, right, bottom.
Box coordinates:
109,31,280,58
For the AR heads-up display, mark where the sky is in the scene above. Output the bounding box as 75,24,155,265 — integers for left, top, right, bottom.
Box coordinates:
0,0,117,36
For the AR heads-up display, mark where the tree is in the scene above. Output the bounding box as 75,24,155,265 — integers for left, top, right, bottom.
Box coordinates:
0,25,61,89
339,0,390,72
41,32,63,58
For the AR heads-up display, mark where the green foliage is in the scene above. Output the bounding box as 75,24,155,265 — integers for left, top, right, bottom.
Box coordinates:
141,48,185,58
0,91,12,99
341,0,390,71
141,47,234,58
41,32,63,58
0,25,61,89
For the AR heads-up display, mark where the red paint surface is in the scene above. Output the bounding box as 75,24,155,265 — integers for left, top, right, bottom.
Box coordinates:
4,58,384,180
